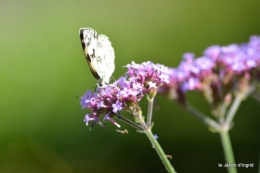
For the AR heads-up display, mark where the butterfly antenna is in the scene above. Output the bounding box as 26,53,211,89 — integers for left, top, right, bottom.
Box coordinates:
110,76,117,83
75,86,94,98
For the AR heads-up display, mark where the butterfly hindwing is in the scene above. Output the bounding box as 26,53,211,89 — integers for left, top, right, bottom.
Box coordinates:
95,34,115,84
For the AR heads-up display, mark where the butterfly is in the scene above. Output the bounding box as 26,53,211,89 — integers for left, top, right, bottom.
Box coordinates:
79,28,115,87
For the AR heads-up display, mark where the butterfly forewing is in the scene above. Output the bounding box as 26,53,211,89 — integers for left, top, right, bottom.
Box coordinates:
79,28,100,80
79,28,115,87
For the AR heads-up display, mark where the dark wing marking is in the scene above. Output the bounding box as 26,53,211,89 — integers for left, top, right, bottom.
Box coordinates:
79,28,101,80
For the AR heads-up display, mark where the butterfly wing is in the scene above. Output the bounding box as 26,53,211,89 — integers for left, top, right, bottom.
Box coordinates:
95,34,115,85
79,28,100,80
79,28,115,87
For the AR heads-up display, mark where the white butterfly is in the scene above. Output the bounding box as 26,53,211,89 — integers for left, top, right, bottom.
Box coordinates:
79,28,115,87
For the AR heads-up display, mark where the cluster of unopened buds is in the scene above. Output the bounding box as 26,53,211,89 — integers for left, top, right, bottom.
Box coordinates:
81,35,260,129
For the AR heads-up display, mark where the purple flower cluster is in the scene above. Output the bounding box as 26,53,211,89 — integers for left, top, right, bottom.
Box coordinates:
159,36,260,106
81,61,169,127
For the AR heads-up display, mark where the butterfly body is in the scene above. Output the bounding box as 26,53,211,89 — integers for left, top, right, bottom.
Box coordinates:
79,28,115,87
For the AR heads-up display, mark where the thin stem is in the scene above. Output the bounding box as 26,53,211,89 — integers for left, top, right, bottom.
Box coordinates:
116,114,143,131
220,84,256,173
219,129,237,173
146,96,154,128
225,94,243,126
225,84,256,126
220,103,227,119
138,114,176,173
186,104,220,131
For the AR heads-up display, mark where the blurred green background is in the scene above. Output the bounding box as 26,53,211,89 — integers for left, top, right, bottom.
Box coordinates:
1,0,260,172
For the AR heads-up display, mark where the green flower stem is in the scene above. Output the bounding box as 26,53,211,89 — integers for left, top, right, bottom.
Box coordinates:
138,114,176,173
186,104,220,131
225,84,256,126
219,129,237,173
116,114,143,130
218,86,257,173
146,96,154,128
225,94,243,127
